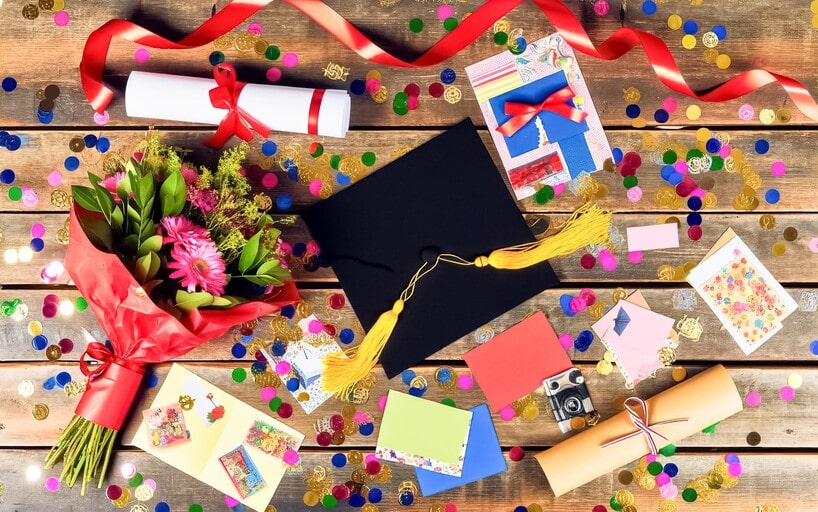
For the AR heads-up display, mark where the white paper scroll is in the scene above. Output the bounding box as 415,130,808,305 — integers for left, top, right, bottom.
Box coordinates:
125,71,350,138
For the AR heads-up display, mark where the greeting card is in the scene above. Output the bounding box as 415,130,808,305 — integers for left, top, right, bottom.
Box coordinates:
465,33,612,199
133,364,304,512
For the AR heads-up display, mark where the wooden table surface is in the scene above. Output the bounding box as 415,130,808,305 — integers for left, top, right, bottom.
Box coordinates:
1,1,816,511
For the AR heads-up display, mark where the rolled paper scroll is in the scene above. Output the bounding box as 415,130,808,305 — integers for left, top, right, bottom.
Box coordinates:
535,364,742,497
125,70,350,138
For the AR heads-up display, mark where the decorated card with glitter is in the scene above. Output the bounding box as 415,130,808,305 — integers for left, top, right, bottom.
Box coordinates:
687,230,797,354
465,33,612,200
133,364,305,511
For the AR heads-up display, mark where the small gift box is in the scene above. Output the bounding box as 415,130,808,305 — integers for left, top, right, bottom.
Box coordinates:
466,34,612,200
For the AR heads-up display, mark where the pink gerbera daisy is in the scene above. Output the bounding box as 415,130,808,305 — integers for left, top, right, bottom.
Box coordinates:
101,171,126,195
180,165,200,187
189,188,218,213
167,239,228,295
160,216,209,246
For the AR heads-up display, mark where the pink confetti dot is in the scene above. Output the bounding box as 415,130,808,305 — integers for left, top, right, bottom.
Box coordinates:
407,95,419,110
366,78,381,94
31,223,45,238
445,505,457,512
306,240,321,256
247,22,263,34
94,110,110,125
353,411,369,424
378,394,388,411
54,11,69,26
499,405,516,421
275,361,292,375
144,479,157,491
660,483,678,499
261,386,277,401
457,373,473,389
690,187,706,198
718,145,732,158
22,188,39,208
552,183,565,196
134,48,150,63
780,385,795,401
569,296,587,313
674,160,688,174
626,186,643,202
728,462,742,477
283,449,300,465
45,477,60,492
627,251,643,264
655,472,671,486
266,67,282,82
593,0,610,15
282,52,299,68
738,104,754,121
771,161,787,177
808,238,818,253
120,463,137,479
261,172,278,189
47,171,62,186
662,97,677,113
365,453,377,464
225,496,240,508
745,390,761,407
645,454,657,463
308,179,323,196
598,249,617,271
308,319,323,334
558,334,574,350
436,4,454,19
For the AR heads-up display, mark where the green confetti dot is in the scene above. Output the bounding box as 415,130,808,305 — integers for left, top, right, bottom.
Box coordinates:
609,495,623,511
686,148,703,160
409,18,424,33
8,186,22,201
662,150,677,164
322,494,338,508
623,175,639,189
74,297,88,311
189,505,203,512
710,156,724,170
647,461,663,476
269,397,283,412
440,397,456,407
534,185,555,205
232,367,247,383
361,152,376,166
265,45,280,60
310,143,324,158
128,473,143,487
658,443,676,457
329,154,341,170
493,31,509,45
682,488,698,502
443,17,458,31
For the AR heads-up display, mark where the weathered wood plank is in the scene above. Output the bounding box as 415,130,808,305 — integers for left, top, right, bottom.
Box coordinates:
0,129,811,214
0,1,816,128
0,211,814,285
0,449,804,511
2,287,816,363
0,363,809,449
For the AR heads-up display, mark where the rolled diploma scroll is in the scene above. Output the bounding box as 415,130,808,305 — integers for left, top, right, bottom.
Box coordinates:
535,364,742,497
125,71,350,138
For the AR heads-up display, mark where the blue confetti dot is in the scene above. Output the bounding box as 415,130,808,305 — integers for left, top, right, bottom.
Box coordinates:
811,340,818,356
349,493,366,507
286,166,299,181
292,243,307,257
280,306,295,320
368,488,383,503
251,361,267,373
43,377,56,390
37,109,54,125
765,188,780,204
147,374,159,388
261,140,277,156
712,24,727,40
32,335,48,350
687,196,703,211
440,68,456,84
399,491,414,506
349,79,366,95
359,422,375,436
104,339,114,352
339,328,355,344
209,51,225,66
231,343,247,359
331,453,347,468
683,20,698,34
241,333,255,343
625,104,641,119
668,172,684,185
96,137,110,153
514,507,528,512
725,454,740,463
286,378,300,392
408,386,426,397
275,194,292,210
83,134,98,148
660,165,675,182
664,463,679,477
0,169,15,184
513,37,527,53
559,294,576,317
271,340,288,356
754,139,770,154
155,503,171,512
56,371,72,387
653,108,669,123
687,213,702,226
30,238,45,252
574,330,594,352
64,156,80,171
336,172,351,186
401,369,416,386
612,147,623,164
1,77,16,92
6,135,21,151
642,0,657,15
437,368,452,384
705,138,722,154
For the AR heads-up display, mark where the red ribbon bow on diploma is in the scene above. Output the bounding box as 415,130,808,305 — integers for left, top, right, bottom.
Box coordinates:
496,86,588,137
601,397,688,455
205,64,271,148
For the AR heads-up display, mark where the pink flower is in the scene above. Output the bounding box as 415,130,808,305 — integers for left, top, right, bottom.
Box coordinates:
190,189,217,212
180,165,199,187
160,216,209,246
101,172,126,195
167,239,228,295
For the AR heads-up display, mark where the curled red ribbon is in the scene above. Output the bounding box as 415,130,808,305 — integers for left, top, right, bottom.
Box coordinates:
601,397,687,455
496,86,587,137
79,341,117,379
80,0,818,126
205,64,271,147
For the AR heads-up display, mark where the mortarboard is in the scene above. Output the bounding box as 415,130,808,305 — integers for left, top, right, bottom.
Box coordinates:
302,119,611,395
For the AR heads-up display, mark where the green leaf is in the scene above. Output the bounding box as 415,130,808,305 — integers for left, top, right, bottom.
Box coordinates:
72,186,102,213
77,214,113,251
111,207,124,233
91,181,115,224
125,158,141,177
138,172,154,209
175,290,215,311
135,251,160,283
138,234,162,257
238,232,261,274
211,296,238,307
159,169,186,217
128,172,141,204
256,259,281,276
253,244,270,269
140,220,155,240
86,172,102,187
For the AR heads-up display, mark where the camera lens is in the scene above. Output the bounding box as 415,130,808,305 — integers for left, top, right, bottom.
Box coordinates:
549,380,560,391
563,394,583,415
569,370,584,385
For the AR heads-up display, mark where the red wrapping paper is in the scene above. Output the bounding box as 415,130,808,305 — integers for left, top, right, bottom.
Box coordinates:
67,207,300,430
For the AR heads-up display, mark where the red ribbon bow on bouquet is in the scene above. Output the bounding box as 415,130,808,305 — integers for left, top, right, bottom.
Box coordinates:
205,64,271,147
601,397,688,455
496,86,588,137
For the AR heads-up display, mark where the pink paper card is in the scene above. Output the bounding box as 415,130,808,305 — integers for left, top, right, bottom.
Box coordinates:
626,224,680,252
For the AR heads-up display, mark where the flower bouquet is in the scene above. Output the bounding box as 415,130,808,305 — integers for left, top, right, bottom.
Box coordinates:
45,135,300,493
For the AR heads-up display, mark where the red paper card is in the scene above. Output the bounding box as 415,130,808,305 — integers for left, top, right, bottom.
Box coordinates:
464,311,572,411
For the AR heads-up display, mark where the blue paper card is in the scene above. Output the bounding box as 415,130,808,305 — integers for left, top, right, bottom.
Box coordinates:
414,404,507,496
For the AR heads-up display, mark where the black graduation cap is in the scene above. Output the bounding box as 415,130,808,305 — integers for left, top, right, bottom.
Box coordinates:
302,119,610,394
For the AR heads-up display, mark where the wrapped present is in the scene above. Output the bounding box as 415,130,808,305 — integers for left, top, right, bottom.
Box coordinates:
535,365,742,496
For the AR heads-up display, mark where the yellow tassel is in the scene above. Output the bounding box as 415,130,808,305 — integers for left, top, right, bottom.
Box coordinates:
322,299,404,397
321,203,613,396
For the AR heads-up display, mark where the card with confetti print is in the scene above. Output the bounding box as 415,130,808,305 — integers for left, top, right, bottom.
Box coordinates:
687,231,796,354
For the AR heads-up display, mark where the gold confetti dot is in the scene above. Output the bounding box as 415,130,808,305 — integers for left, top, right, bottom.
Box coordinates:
615,490,635,506
759,108,776,125
371,86,388,103
667,14,683,30
702,48,719,64
32,403,49,420
814,14,818,29
747,431,761,445
715,54,732,69
45,344,62,361
759,214,776,229
596,360,613,375
631,117,647,128
522,403,540,420
788,372,803,389
702,32,719,48
696,127,712,141
783,226,798,241
672,367,687,382
681,34,697,49
686,105,702,120
623,87,641,103
569,416,586,430
443,85,462,104
776,108,792,123
812,0,818,14
619,470,634,485
771,241,786,256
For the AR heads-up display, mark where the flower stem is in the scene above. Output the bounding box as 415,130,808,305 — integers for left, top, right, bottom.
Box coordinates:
44,415,119,494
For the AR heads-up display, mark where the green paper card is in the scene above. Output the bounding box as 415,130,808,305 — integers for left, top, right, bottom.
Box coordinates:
375,390,472,476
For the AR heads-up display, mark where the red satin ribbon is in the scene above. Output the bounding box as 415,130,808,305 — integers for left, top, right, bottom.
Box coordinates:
601,397,687,455
80,0,818,123
308,88,326,135
79,341,117,379
205,64,271,147
496,86,587,137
